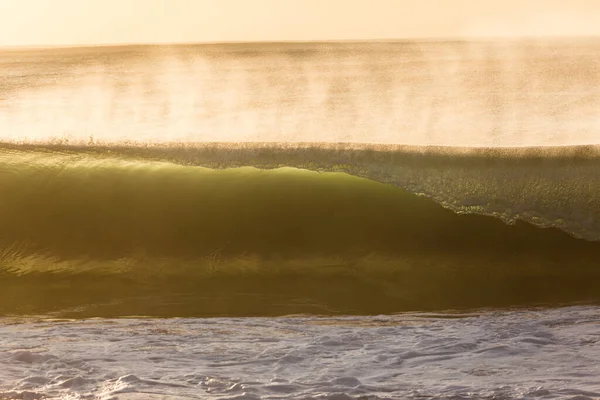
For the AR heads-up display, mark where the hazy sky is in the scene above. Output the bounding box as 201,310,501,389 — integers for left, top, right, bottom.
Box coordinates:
0,0,599,46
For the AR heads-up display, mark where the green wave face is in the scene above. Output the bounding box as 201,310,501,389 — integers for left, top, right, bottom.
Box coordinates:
1,146,600,317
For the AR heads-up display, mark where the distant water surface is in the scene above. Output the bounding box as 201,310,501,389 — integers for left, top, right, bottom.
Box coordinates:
1,39,600,146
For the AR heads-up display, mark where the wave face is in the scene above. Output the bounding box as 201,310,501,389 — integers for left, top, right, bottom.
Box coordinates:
1,143,600,317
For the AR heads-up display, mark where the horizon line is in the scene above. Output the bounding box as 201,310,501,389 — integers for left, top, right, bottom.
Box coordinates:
1,35,599,51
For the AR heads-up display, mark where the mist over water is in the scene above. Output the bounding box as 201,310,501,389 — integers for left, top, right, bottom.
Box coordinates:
1,39,600,146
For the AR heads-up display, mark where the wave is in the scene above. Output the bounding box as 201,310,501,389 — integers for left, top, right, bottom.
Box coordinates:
1,142,600,317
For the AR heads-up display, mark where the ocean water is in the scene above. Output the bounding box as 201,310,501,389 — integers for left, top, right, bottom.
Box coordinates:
1,40,600,399
1,307,600,400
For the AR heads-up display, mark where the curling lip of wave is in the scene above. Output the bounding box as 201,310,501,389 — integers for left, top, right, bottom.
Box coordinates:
1,140,600,240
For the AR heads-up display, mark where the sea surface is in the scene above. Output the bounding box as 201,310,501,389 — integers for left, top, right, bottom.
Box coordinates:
1,39,599,399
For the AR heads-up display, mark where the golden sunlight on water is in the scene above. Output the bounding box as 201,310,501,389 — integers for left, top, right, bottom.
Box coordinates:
1,40,600,146
3,2,600,398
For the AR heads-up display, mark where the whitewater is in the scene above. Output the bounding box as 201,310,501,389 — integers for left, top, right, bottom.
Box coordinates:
1,307,600,399
1,39,600,398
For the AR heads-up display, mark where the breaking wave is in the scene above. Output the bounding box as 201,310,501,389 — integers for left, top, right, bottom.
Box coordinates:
1,141,600,317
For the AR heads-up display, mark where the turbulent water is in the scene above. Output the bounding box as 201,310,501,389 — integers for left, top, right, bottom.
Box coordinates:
1,307,600,400
1,40,600,398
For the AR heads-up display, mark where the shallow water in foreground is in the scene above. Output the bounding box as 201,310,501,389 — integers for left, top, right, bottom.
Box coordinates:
1,306,599,399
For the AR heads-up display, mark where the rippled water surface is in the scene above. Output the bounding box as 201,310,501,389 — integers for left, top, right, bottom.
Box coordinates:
1,306,599,399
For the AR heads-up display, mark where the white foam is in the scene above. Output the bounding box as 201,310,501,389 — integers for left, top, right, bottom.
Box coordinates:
1,306,599,399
